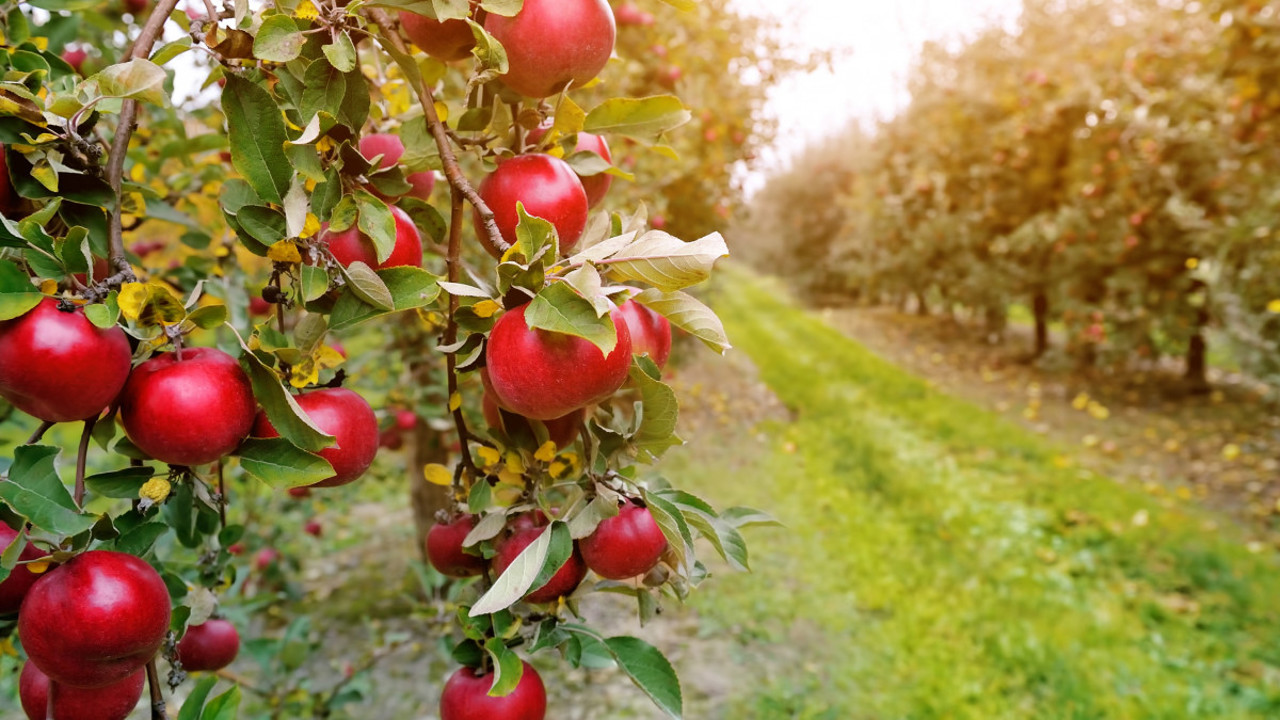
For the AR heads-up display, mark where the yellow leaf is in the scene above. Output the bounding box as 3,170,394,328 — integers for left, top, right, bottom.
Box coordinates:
316,136,334,153
1223,444,1242,461
301,213,321,239
118,282,148,321
423,463,453,486
449,392,462,412
534,441,557,463
267,240,302,264
505,451,524,475
39,279,57,294
434,102,449,123
25,561,50,575
130,163,146,183
1185,257,1199,270
498,469,523,486
294,0,320,19
473,299,501,318
139,477,172,503
548,460,569,478
0,637,16,657
476,446,501,468
1071,392,1090,410
1267,299,1280,314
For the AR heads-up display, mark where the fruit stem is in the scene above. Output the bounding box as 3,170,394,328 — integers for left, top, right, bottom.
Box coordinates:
73,416,97,507
510,101,524,152
146,658,166,720
24,420,54,446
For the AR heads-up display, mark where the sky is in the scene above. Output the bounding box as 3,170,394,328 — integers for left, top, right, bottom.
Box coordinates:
731,0,1025,183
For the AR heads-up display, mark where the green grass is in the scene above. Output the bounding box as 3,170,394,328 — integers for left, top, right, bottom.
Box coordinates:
670,267,1280,719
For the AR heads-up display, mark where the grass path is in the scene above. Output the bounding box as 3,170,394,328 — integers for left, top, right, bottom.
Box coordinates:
667,268,1280,719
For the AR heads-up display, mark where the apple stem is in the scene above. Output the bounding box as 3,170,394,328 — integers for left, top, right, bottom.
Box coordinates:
146,658,166,720
510,101,525,152
73,416,97,507
24,420,54,446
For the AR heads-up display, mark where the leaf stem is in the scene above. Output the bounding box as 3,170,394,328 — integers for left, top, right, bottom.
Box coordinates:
74,416,98,507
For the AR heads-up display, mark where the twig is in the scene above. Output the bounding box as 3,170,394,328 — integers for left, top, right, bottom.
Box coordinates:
73,416,97,507
146,659,167,720
25,421,54,446
365,9,511,256
216,461,226,527
214,668,272,697
444,191,480,479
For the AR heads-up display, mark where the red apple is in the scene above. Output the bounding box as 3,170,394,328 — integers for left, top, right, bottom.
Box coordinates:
19,550,171,689
475,154,588,258
650,214,666,230
19,662,145,720
0,298,133,423
176,619,240,672
287,486,312,499
484,0,616,98
493,525,586,603
405,171,437,201
614,3,654,26
0,525,44,615
119,347,256,467
61,47,87,73
527,127,613,208
321,205,423,269
227,543,245,555
482,392,582,449
379,427,404,450
425,515,488,578
395,409,418,431
248,293,272,317
400,5,477,61
358,133,404,171
485,303,631,420
616,299,671,369
124,0,148,14
304,519,323,537
251,387,378,488
254,547,279,571
440,661,547,720
579,499,667,580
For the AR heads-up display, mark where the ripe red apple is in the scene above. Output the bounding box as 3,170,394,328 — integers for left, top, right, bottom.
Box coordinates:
395,409,418,431
304,519,323,537
400,5,477,61
252,387,378,488
527,126,613,208
321,205,423,269
124,0,148,14
0,525,45,615
650,214,666,230
486,304,631,420
287,486,312,499
0,298,133,423
19,662,145,720
475,154,588,258
19,550,171,689
482,392,582,449
227,542,245,555
579,499,667,580
484,0,615,98
358,133,404,171
119,347,256,467
61,47,87,73
176,619,240,672
440,661,547,720
657,65,681,88
254,547,279,571
425,515,488,578
379,427,404,450
248,293,272,317
406,171,437,201
616,299,671,369
614,3,654,26
493,525,586,603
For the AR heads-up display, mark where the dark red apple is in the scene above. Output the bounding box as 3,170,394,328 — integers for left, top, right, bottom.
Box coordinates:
19,550,171,689
616,299,671,369
119,346,256,467
124,0,148,14
0,525,44,615
254,547,279,571
482,392,581,449
426,515,488,578
321,205,423,269
175,619,240,672
248,293,272,317
400,5,477,61
440,661,547,720
251,387,378,488
0,298,133,423
19,662,145,720
484,0,616,98
358,133,404,171
287,486,312,499
304,519,323,537
614,3,654,26
406,171,437,201
379,427,404,450
61,47,87,73
486,304,631,420
579,499,667,580
493,525,586,604
527,127,613,208
475,154,588,258
395,409,418,431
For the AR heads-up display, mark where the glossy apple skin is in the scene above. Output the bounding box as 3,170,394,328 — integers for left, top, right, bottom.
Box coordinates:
119,347,256,467
475,154,588,258
61,47,87,73
176,619,240,672
579,500,668,580
359,133,404,171
486,304,631,420
494,526,586,604
252,387,379,488
440,661,547,720
482,392,581,450
406,171,437,201
0,525,45,615
0,298,133,423
616,300,671,369
528,127,613,208
322,205,423,269
19,662,145,720
400,7,477,61
19,551,171,689
614,3,654,26
426,515,488,578
484,0,615,98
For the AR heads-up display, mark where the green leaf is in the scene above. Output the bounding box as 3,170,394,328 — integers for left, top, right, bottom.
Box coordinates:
329,266,441,331
0,446,96,536
0,260,41,320
628,362,681,459
89,59,168,105
658,489,747,571
186,304,227,330
236,345,335,452
584,96,692,144
253,15,305,63
483,637,525,697
643,492,694,574
235,438,334,489
200,685,242,720
222,75,291,205
604,636,683,719
322,31,358,72
524,282,619,355
300,61,345,123
603,231,728,291
633,289,730,354
354,190,396,264
340,261,395,311
111,521,169,557
177,676,219,720
471,522,572,616
85,466,156,499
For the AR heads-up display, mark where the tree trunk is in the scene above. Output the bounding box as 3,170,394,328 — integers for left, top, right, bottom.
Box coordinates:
914,290,929,317
1032,291,1050,358
408,425,452,563
1185,332,1209,392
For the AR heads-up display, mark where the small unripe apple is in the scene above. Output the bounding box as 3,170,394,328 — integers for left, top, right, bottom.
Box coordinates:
426,515,488,578
321,205,423,269
482,392,582,449
19,662,145,720
493,525,586,603
252,387,379,488
484,0,616,98
400,5,477,61
475,154,589,258
615,300,671,369
579,499,667,580
0,298,133,423
176,619,240,672
485,303,632,420
0,524,45,615
119,347,257,467
19,551,171,689
440,661,547,720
